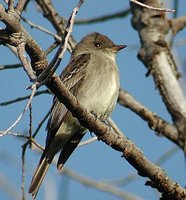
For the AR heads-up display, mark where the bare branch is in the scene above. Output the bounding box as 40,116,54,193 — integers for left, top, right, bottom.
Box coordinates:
0,131,27,138
78,137,97,147
130,0,175,12
155,146,179,166
170,16,186,35
21,17,62,43
118,89,181,148
62,168,142,200
35,0,76,51
15,0,27,14
1,84,37,136
108,146,179,187
0,89,50,106
29,137,44,151
45,41,59,55
107,117,125,137
35,0,84,86
0,63,22,70
130,0,186,151
21,143,26,200
74,8,130,25
32,110,50,138
7,0,14,11
12,32,37,81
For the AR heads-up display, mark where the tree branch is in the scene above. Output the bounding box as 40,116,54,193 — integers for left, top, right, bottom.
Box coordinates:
130,0,175,12
130,0,186,151
118,89,181,148
62,168,142,200
35,0,76,52
170,16,186,35
74,8,130,25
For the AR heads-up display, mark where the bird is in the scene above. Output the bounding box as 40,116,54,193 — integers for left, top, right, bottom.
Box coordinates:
29,32,126,198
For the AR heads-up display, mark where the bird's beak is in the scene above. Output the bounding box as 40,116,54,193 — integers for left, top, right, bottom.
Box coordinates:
109,45,127,53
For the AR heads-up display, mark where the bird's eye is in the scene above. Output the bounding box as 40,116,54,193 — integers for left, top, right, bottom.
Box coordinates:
94,42,101,48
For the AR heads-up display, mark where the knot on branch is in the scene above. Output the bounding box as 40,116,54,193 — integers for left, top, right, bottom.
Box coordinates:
160,182,186,200
138,41,163,64
34,60,48,76
9,32,26,46
121,140,133,158
7,9,20,21
145,167,162,187
97,125,111,142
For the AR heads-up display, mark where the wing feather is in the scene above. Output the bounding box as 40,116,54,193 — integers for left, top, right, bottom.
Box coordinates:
45,53,91,147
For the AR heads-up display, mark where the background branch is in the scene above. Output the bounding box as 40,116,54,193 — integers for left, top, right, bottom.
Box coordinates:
62,168,142,200
118,89,180,148
74,8,130,25
130,0,186,151
170,16,186,35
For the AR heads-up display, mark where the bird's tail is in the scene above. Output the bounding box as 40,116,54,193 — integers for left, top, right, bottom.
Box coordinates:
29,156,51,199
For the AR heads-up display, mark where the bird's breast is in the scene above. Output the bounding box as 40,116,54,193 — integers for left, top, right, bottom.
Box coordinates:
77,56,119,119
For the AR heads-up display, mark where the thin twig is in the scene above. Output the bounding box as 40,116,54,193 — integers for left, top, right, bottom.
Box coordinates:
29,137,44,151
0,131,27,138
107,117,124,137
34,0,76,51
29,103,33,144
155,146,179,165
170,16,186,35
1,84,37,136
74,8,130,25
15,0,27,14
21,144,26,200
62,168,142,200
78,117,125,147
15,33,37,81
0,90,50,106
21,104,32,200
32,110,50,138
0,63,22,70
108,146,179,187
22,17,62,42
78,137,97,147
130,0,175,12
169,0,179,47
35,0,84,86
118,89,180,148
45,41,60,55
7,0,14,10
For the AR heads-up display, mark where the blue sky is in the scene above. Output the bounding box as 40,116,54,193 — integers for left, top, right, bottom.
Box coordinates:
0,1,186,200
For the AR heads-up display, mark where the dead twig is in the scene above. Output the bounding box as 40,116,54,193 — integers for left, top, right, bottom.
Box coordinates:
130,0,175,12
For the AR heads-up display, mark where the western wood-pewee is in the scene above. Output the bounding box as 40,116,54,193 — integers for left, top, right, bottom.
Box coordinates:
29,32,126,198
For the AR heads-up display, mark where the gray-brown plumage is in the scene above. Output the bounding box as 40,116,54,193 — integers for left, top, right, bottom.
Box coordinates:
29,32,126,198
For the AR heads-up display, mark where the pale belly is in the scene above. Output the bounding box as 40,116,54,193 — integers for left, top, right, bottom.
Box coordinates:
77,63,119,120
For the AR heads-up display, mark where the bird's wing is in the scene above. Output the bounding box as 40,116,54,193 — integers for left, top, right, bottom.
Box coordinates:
57,129,86,170
45,53,91,147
